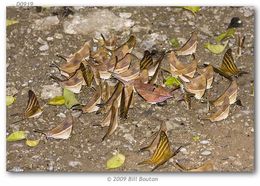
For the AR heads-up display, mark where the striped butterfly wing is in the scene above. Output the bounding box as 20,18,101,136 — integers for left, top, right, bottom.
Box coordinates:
138,131,173,171
220,48,240,76
24,90,42,118
140,50,153,70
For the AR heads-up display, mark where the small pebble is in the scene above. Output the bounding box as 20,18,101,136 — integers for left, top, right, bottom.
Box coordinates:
46,37,54,41
39,44,49,51
200,140,210,145
201,150,211,156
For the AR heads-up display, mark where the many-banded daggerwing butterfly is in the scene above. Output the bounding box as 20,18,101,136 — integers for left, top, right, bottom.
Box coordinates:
24,90,43,118
139,121,167,154
215,48,248,79
138,131,182,171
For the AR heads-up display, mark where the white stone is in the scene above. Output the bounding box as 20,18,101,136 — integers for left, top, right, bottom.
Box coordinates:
119,12,132,19
68,161,82,167
39,44,49,51
41,84,62,99
63,9,134,35
201,150,211,156
200,140,210,145
34,16,59,30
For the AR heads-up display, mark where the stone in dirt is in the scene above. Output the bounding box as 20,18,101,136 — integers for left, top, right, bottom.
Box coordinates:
34,16,60,30
63,9,135,35
41,84,62,99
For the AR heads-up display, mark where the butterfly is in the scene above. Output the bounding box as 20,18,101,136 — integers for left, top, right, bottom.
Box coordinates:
215,48,248,79
12,90,43,124
202,97,230,122
138,131,182,171
35,114,73,139
24,90,43,118
175,31,198,56
210,80,238,107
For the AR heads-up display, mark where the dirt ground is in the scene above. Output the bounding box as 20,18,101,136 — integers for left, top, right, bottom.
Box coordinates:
6,6,254,172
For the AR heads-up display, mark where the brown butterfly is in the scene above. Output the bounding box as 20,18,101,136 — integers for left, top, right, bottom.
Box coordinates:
176,160,214,172
202,97,230,122
183,74,207,100
197,65,214,89
138,131,182,171
113,35,136,60
102,98,120,141
167,51,197,81
175,31,198,56
210,80,238,107
52,40,92,76
119,85,134,119
35,114,73,139
80,86,102,113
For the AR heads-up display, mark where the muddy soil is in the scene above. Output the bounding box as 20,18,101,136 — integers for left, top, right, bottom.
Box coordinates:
6,6,254,172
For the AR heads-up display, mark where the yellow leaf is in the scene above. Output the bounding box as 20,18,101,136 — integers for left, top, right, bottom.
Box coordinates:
204,41,228,54
48,96,65,106
7,131,27,142
63,88,79,109
106,153,125,169
192,135,200,142
6,96,16,106
7,19,19,27
26,139,40,147
182,6,201,15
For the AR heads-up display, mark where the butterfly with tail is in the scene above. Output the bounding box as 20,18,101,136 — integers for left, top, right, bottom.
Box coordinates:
213,48,248,80
138,131,182,171
12,90,43,123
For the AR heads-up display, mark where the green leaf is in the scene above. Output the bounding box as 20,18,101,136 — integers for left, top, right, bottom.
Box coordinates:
7,19,19,27
165,76,181,87
215,28,236,43
6,96,16,106
106,153,125,169
204,41,228,54
7,131,27,142
169,37,180,48
63,88,79,109
26,139,40,147
48,96,65,106
192,135,200,142
182,6,201,14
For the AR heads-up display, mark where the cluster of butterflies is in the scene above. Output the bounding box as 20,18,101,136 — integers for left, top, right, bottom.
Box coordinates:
10,29,248,171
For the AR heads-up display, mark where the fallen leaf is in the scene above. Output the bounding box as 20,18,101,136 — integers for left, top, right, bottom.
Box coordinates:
7,131,27,142
6,96,15,106
26,139,40,147
204,41,228,54
63,88,79,109
215,28,236,43
7,19,19,27
192,135,200,142
164,76,181,87
48,96,65,106
169,38,180,48
106,152,125,169
182,6,201,15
